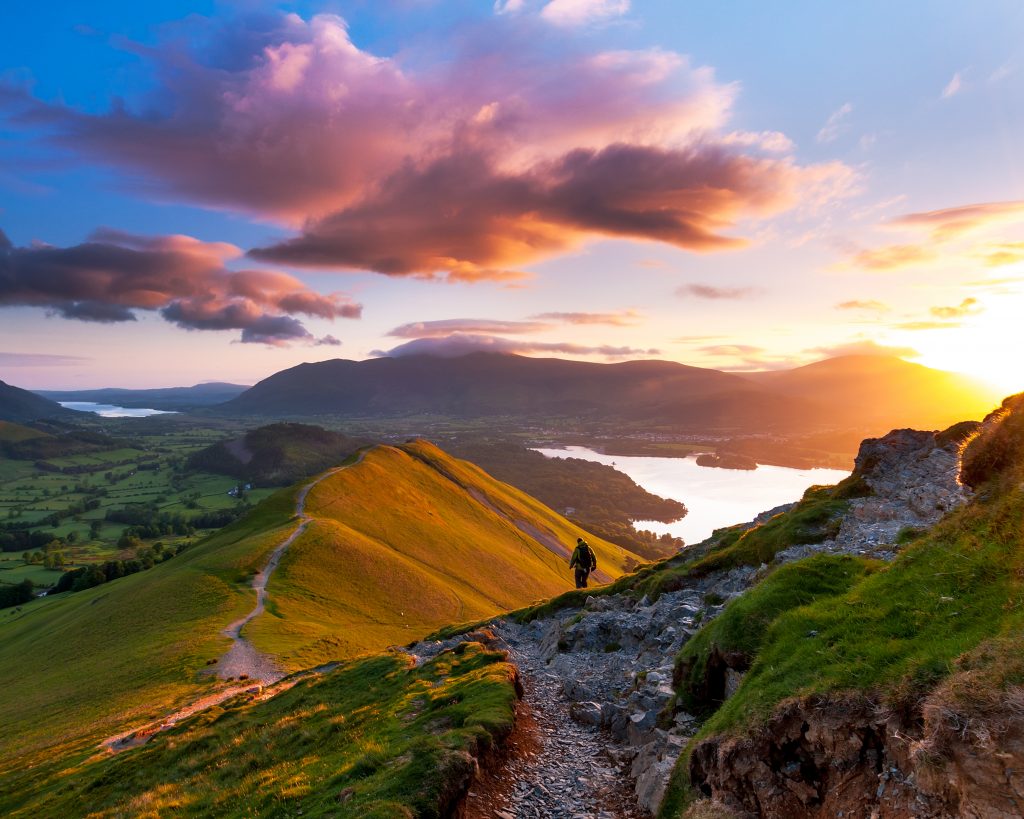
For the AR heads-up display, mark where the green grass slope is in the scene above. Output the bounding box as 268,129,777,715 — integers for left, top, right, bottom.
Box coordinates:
0,438,638,793
0,490,296,783
246,441,643,669
2,642,518,819
659,393,1024,816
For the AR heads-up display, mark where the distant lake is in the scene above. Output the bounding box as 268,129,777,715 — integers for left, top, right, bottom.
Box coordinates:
535,446,850,546
60,402,177,418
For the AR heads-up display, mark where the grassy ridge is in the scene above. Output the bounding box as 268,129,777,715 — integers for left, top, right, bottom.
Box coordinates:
0,489,296,780
248,441,643,669
2,642,518,819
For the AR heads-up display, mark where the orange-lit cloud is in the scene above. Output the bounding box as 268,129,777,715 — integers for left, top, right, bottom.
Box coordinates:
835,299,890,312
7,12,853,282
893,320,962,331
929,297,981,319
886,200,1024,241
0,228,360,345
849,243,936,270
806,340,920,359
977,242,1024,267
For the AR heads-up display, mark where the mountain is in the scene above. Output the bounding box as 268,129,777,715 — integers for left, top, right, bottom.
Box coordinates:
739,354,1000,430
37,381,250,411
218,353,997,435
0,379,77,422
0,439,641,796
215,353,816,427
186,422,370,485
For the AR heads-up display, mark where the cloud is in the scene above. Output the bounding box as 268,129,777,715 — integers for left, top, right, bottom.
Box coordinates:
816,102,852,143
893,320,962,331
886,201,1024,241
848,243,936,270
388,318,551,338
7,12,853,282
373,332,659,359
806,340,920,359
929,297,981,319
942,71,963,99
540,0,630,26
835,299,890,312
531,310,642,325
0,352,90,367
0,228,360,345
977,241,1024,267
677,283,759,299
696,344,764,356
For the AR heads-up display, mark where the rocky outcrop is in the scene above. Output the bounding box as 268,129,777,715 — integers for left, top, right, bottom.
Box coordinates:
777,428,970,564
689,688,1024,818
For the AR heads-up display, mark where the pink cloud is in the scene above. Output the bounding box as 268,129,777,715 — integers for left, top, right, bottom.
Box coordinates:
374,332,659,359
10,12,853,281
0,228,360,345
677,283,760,299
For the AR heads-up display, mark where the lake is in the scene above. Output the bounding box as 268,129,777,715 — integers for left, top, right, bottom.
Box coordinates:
60,402,177,418
535,446,850,546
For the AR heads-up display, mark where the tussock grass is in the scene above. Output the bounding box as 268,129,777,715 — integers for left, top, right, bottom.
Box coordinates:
1,642,518,818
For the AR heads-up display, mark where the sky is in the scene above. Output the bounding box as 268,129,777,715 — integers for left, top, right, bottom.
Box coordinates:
1,0,1022,392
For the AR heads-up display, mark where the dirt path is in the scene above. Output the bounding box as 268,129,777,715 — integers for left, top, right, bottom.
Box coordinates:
217,455,364,683
99,455,366,754
460,621,648,819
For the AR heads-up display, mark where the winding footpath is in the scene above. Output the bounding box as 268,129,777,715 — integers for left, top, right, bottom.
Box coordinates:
217,458,358,683
102,456,363,753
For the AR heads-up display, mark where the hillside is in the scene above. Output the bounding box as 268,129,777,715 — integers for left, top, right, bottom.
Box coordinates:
218,353,811,427
38,382,249,411
0,439,639,804
244,440,642,669
186,422,370,485
218,353,998,443
0,380,76,423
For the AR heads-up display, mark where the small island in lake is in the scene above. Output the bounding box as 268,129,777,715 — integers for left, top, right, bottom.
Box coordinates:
696,451,758,470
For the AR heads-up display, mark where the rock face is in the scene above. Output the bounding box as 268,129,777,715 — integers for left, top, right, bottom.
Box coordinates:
777,428,970,564
688,692,1024,818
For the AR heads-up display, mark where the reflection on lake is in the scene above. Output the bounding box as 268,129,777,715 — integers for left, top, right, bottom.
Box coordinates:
536,446,850,546
60,402,177,418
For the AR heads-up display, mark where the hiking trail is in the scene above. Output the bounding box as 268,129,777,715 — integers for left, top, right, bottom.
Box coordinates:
100,455,364,753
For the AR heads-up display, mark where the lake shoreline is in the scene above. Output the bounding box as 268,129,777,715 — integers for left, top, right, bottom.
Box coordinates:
536,446,850,546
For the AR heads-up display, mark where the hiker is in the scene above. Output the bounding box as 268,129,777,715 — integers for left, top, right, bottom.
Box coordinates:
569,537,597,589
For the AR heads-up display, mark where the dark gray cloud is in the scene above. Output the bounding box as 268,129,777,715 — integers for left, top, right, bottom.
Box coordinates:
0,228,361,345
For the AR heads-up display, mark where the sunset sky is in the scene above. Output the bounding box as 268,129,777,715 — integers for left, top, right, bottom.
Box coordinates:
1,1,1022,392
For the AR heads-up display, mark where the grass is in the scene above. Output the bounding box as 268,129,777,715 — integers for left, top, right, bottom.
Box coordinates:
247,441,644,669
1,641,519,819
659,394,1024,816
672,554,877,718
0,488,296,782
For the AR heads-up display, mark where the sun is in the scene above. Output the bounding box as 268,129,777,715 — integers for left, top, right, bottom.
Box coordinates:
910,293,1024,399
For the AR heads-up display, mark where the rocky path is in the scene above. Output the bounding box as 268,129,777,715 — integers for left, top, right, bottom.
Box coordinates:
461,621,649,819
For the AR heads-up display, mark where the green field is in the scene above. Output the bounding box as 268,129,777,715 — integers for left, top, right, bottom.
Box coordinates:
0,419,277,590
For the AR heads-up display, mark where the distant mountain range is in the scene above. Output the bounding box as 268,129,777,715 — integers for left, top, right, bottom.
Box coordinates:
217,353,999,433
36,382,250,411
